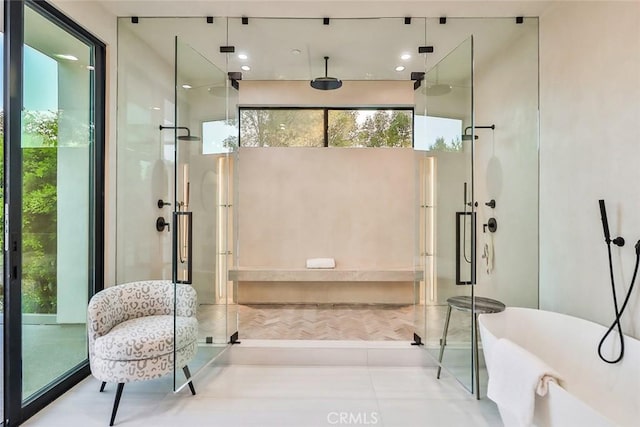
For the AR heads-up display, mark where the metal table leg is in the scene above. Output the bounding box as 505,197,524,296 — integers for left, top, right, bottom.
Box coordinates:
474,312,480,400
436,304,452,379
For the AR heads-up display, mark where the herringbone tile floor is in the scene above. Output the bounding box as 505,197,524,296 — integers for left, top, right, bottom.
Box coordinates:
238,304,416,340
197,303,471,343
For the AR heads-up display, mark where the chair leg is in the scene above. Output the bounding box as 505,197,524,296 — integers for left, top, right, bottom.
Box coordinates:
100,381,107,392
109,383,125,426
182,365,196,395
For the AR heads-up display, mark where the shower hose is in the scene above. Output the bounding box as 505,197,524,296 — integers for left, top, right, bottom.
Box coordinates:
598,239,640,363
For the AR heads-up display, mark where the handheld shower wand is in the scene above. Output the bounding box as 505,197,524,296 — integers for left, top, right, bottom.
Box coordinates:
597,199,638,364
599,199,625,246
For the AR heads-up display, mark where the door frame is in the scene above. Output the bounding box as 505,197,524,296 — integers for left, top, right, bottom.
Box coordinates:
3,0,105,424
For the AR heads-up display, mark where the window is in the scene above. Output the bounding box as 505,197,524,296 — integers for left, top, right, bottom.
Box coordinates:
240,109,324,147
239,108,413,148
414,115,463,151
202,119,238,154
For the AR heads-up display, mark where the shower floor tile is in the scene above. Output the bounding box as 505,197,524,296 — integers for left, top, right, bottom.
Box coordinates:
196,303,472,343
238,304,415,340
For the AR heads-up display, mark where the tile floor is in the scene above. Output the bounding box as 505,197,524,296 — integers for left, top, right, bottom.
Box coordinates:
198,303,472,344
16,300,489,426
24,360,502,426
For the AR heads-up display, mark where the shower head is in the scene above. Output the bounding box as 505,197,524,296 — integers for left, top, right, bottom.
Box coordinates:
159,125,201,142
425,83,452,96
310,56,342,90
177,135,200,141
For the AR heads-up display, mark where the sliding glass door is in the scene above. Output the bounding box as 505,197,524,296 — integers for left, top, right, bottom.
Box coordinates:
4,0,105,423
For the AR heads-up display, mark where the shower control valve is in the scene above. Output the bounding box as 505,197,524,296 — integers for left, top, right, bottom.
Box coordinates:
157,199,171,209
612,237,625,247
156,217,170,232
483,218,497,233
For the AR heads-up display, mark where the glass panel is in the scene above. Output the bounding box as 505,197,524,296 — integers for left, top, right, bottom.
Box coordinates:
411,18,428,348
418,17,540,397
230,17,424,341
465,17,540,396
420,34,475,392
115,17,228,284
116,16,230,394
173,37,230,391
116,18,176,284
227,17,425,82
225,83,240,344
21,4,93,400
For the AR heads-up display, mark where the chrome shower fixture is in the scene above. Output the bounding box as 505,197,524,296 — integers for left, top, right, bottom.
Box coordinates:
462,124,495,141
158,125,201,141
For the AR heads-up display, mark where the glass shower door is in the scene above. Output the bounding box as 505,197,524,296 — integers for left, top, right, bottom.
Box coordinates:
172,37,233,391
417,36,476,393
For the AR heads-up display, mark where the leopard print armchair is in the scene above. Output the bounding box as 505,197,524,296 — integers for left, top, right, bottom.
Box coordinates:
87,280,198,425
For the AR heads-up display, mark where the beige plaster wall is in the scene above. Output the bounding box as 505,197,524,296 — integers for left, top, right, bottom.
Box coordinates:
237,147,416,271
236,147,417,304
239,80,414,107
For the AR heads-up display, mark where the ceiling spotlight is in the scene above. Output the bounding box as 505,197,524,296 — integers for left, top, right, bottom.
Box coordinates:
241,65,251,71
151,107,161,111
291,49,302,55
401,53,411,60
55,54,78,61
238,54,248,60
395,65,406,72
182,84,192,89
86,65,95,71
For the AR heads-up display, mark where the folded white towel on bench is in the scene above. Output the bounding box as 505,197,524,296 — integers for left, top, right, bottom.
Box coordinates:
306,258,336,269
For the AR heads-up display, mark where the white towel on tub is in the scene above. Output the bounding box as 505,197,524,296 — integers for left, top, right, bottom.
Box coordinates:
306,258,335,269
487,338,562,427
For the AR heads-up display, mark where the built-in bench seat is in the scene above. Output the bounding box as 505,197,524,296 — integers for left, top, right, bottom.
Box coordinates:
229,269,423,304
228,268,423,282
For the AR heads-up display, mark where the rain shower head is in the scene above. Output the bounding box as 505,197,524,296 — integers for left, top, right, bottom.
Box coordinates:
159,125,201,141
310,56,342,90
425,83,452,96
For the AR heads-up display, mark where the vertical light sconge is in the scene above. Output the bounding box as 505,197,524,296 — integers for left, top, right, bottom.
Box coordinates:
216,156,227,303
427,157,436,302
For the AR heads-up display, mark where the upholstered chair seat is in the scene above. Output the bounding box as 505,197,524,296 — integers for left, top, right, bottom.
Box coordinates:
87,280,198,425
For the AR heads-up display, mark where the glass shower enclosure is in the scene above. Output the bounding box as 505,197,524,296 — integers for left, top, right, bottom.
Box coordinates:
172,36,238,391
115,16,238,394
414,35,477,393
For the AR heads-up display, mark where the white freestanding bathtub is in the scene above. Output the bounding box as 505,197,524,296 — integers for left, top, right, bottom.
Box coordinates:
478,307,640,427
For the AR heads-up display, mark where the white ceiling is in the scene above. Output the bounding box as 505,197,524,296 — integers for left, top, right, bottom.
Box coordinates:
14,1,543,92
120,14,537,88
80,0,556,20
61,1,549,82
